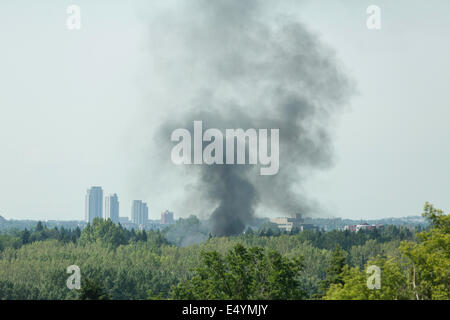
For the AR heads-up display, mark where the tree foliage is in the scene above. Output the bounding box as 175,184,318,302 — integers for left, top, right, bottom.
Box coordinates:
78,278,111,300
171,244,304,299
0,204,447,300
323,203,449,300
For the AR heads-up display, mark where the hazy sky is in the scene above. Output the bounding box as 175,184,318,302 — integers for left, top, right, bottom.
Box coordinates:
0,0,449,221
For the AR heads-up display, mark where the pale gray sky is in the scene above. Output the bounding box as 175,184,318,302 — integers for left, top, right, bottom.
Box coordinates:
0,0,449,220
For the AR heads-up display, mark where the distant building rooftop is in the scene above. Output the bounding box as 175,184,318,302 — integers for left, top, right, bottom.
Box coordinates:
270,214,316,232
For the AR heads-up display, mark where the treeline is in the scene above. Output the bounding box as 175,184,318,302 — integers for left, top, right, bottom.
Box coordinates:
254,223,416,250
0,203,448,300
0,221,81,251
0,219,167,251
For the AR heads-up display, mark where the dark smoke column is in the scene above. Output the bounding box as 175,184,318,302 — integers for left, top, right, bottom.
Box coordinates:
203,165,258,236
154,0,354,236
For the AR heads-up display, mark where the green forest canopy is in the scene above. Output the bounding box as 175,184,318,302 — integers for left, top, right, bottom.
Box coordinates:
0,203,448,300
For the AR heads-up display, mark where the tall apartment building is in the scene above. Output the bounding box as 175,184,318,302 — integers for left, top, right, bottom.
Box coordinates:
131,200,148,226
161,210,174,225
105,193,119,224
85,186,103,223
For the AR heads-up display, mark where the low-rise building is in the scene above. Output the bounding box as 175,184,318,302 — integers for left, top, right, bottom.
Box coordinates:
344,223,383,232
270,214,315,232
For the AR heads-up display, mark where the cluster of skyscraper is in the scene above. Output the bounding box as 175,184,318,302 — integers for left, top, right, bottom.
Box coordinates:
84,186,147,225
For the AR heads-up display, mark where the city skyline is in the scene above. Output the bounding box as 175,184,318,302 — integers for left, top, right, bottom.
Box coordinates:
0,183,438,222
86,186,151,224
0,182,439,223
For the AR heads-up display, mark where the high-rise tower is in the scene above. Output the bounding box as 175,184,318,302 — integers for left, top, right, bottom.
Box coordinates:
131,200,148,226
105,193,119,224
85,186,103,223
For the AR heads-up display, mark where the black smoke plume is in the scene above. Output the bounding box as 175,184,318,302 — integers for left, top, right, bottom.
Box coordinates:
151,0,354,236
